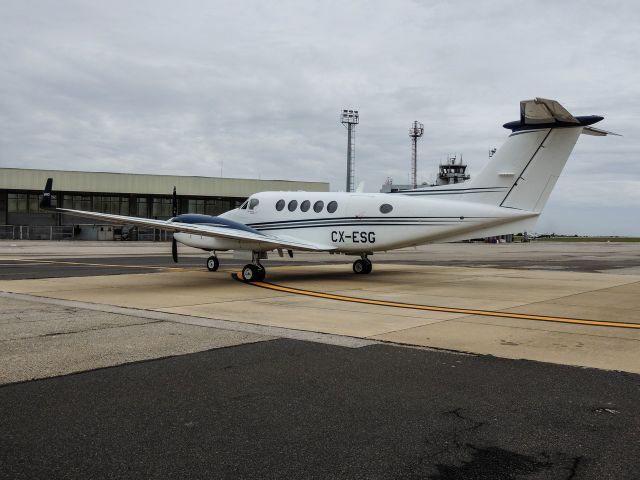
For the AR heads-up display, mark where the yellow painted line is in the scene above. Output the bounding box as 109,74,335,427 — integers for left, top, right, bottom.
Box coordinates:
233,274,640,330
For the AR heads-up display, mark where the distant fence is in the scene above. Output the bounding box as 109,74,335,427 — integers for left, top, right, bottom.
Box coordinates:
0,225,172,241
0,225,74,240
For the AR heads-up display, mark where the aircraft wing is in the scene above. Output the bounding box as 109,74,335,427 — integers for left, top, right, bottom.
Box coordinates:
52,207,336,251
40,180,335,252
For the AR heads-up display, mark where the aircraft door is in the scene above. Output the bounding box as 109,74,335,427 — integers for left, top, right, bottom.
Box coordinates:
345,194,374,218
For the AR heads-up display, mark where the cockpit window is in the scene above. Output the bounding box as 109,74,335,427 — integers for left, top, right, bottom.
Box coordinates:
249,198,259,210
240,200,248,209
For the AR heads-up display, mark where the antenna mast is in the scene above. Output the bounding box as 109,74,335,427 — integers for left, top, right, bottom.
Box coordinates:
341,109,359,192
409,121,424,189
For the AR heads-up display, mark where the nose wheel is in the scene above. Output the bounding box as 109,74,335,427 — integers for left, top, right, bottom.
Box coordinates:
206,256,219,272
353,257,372,274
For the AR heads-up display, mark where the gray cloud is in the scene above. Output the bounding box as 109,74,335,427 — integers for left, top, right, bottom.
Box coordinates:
1,0,639,234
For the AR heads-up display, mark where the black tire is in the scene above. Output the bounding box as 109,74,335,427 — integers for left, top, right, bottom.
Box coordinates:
363,259,372,274
353,259,366,274
255,266,266,282
242,264,257,281
206,256,219,272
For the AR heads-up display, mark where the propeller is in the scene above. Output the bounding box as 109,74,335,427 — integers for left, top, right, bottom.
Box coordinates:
171,186,178,263
172,236,178,263
172,186,178,217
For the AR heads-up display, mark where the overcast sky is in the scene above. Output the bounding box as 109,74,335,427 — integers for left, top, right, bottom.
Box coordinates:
1,1,639,235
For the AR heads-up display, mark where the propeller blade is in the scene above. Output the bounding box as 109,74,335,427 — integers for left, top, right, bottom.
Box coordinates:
172,237,178,263
172,186,178,217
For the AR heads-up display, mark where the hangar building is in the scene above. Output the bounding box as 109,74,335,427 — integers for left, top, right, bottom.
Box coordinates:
0,168,329,240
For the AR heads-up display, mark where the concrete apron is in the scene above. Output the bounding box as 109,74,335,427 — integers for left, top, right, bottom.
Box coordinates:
0,263,638,374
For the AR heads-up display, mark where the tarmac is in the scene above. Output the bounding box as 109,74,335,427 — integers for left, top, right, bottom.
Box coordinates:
1,240,639,478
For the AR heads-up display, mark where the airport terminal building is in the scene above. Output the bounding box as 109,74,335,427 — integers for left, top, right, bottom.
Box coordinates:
0,168,329,240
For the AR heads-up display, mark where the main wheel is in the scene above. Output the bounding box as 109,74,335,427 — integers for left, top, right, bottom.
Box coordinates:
353,258,372,274
242,264,266,282
206,256,219,272
363,259,372,274
242,264,257,281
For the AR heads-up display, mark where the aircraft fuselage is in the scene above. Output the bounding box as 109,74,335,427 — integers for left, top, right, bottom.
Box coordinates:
173,191,535,253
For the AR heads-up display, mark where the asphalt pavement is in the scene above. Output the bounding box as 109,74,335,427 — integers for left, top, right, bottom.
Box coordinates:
1,339,638,479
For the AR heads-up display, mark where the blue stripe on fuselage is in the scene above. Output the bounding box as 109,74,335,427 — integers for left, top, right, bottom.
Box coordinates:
171,214,262,235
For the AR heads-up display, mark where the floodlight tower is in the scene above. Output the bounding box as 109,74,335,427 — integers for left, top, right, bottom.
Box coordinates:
341,109,359,192
409,120,424,189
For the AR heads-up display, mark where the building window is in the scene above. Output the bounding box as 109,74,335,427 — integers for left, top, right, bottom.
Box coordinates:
7,193,28,213
64,195,91,211
300,200,310,212
379,204,393,214
8,193,47,213
137,198,148,217
189,199,205,214
152,197,172,217
327,201,338,213
204,199,221,216
276,199,285,211
93,195,127,215
313,200,324,213
288,200,298,212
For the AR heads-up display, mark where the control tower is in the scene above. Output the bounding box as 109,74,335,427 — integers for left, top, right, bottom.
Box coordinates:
436,155,470,185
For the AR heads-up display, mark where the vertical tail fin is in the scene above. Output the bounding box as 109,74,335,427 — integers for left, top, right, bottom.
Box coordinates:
40,178,54,209
460,98,612,212
469,126,582,212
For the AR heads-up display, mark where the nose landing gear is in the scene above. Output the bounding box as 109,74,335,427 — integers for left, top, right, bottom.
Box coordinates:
206,255,219,272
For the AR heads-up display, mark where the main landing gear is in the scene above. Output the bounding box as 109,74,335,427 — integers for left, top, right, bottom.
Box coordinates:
353,255,372,274
241,252,266,282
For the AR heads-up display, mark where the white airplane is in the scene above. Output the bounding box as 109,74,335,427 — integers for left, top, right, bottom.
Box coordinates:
40,98,617,282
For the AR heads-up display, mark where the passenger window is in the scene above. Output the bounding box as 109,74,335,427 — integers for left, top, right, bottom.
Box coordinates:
276,199,285,211
300,200,310,212
327,201,338,213
249,198,259,210
288,200,298,212
313,200,324,213
379,203,393,214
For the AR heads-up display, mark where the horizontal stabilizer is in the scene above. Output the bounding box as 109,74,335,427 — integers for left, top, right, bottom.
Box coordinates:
521,97,579,125
582,126,621,136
